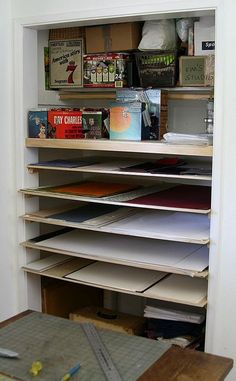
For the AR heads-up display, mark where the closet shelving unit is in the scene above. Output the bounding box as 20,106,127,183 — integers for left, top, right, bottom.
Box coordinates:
20,83,213,310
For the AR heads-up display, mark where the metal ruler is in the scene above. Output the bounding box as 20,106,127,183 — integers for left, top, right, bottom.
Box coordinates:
82,323,123,381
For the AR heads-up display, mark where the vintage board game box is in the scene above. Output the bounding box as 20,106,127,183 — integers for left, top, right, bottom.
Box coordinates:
83,53,130,88
116,88,168,140
69,306,145,335
110,101,148,141
82,110,103,139
47,109,84,139
49,38,83,88
28,110,48,138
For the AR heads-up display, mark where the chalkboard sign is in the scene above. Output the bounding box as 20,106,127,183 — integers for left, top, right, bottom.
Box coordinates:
179,56,206,86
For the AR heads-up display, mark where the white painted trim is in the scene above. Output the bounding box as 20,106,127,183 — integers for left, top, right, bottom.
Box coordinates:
14,0,218,28
13,0,229,362
14,20,41,312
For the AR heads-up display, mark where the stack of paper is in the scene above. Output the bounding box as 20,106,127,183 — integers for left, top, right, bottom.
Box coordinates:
144,274,208,306
34,229,209,274
22,254,72,272
144,305,205,324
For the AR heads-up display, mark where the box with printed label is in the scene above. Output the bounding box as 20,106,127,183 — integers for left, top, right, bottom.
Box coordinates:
49,39,83,88
194,16,215,56
28,110,48,139
110,101,148,141
47,109,84,139
116,89,168,140
83,53,130,88
82,110,103,139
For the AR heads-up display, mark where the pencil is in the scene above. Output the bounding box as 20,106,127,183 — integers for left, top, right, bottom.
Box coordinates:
61,363,81,381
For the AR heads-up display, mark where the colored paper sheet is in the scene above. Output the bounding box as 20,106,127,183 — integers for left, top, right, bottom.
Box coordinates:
126,185,211,210
49,181,139,198
29,159,97,168
48,204,120,223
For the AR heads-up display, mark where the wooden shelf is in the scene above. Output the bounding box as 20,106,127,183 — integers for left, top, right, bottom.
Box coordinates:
22,207,210,245
22,258,208,307
19,187,211,214
57,86,213,101
167,86,214,100
59,88,116,100
27,163,212,182
25,138,213,157
21,239,208,278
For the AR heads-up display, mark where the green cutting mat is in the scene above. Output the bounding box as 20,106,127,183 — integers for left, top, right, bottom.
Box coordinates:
0,312,170,381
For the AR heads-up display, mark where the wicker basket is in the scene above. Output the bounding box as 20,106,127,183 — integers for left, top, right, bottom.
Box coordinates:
135,50,178,88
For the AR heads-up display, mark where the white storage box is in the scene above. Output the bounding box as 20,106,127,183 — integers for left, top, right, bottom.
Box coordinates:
194,16,215,56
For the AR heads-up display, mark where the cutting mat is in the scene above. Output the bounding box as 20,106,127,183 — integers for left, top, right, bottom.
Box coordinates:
0,312,170,381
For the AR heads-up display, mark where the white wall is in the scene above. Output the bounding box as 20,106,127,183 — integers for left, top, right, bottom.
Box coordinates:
6,0,236,380
0,2,19,320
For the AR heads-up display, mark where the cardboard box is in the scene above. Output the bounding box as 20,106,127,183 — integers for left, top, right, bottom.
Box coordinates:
49,39,83,88
49,27,85,41
85,22,142,53
179,56,214,87
194,16,215,56
69,306,145,335
42,279,103,318
28,110,48,138
110,101,147,141
83,53,130,88
48,109,84,139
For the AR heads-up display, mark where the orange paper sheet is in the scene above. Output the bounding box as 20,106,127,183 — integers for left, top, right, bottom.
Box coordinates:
49,181,138,198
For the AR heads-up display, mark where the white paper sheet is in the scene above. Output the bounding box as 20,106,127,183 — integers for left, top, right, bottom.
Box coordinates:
144,274,208,306
144,305,205,323
105,210,210,243
35,230,208,272
22,254,72,272
65,262,167,292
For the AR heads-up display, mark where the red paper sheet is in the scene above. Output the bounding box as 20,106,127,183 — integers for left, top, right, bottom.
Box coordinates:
126,185,211,210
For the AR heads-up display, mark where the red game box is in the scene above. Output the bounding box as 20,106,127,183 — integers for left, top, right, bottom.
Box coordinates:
47,109,84,139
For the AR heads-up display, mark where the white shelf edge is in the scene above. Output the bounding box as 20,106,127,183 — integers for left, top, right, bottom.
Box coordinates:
21,267,207,307
22,214,210,245
21,240,208,278
27,165,212,182
19,189,211,215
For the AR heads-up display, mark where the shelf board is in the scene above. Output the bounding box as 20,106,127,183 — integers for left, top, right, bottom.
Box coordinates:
25,138,213,157
22,209,210,245
27,164,212,182
20,188,211,215
167,86,214,100
21,225,209,278
59,88,116,100
57,86,213,101
22,259,208,307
